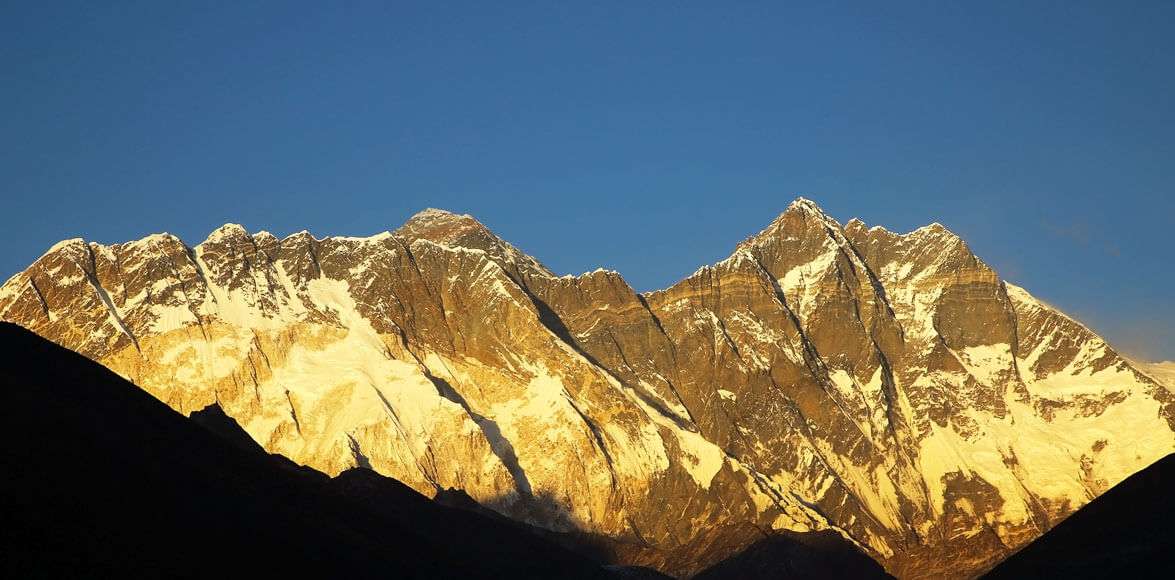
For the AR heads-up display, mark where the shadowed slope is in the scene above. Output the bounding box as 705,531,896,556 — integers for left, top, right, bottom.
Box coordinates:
694,530,891,580
0,322,614,579
984,453,1175,578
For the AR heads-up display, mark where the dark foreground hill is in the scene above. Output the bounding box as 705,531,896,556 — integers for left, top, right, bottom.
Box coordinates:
693,530,892,580
984,453,1175,578
0,322,616,579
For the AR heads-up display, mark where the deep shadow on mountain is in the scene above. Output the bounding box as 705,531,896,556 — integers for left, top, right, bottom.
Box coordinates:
984,453,1175,579
0,322,616,579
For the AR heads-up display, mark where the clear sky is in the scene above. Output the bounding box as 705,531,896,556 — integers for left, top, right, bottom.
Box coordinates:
3,2,1173,360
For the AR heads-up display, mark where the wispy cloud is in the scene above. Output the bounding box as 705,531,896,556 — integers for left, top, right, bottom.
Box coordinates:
1042,220,1122,257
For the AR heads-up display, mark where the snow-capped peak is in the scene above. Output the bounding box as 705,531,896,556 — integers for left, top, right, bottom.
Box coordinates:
394,208,554,276
904,221,966,242
787,196,824,213
201,223,250,245
398,208,491,240
40,237,87,259
410,207,473,221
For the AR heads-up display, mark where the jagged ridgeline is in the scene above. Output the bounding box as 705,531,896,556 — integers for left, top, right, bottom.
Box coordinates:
2,199,1172,578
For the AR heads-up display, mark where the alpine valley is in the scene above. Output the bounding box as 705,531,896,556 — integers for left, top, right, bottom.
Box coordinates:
3,198,1172,579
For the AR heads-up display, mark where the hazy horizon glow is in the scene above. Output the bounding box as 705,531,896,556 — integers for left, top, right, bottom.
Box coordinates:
3,2,1173,359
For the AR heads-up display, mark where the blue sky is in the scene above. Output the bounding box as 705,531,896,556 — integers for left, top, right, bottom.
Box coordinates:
3,2,1173,360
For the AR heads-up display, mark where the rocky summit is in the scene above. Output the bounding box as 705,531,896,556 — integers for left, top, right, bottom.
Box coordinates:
2,198,1171,578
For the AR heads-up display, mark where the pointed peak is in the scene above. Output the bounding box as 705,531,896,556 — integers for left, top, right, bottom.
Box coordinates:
415,207,459,218
35,237,89,264
252,230,279,246
398,208,493,242
787,196,825,213
44,237,86,255
212,223,248,236
397,208,553,276
282,229,318,243
909,221,959,239
200,223,250,246
735,196,843,253
217,222,247,232
778,196,840,227
406,207,477,224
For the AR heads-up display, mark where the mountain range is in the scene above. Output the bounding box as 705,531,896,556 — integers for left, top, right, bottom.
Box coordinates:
2,198,1171,578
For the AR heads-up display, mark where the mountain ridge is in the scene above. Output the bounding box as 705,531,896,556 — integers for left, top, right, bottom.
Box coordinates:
3,198,1171,578
5,201,975,298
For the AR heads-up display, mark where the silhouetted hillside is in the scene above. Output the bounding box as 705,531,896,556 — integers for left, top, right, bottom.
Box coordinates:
189,402,670,578
0,322,614,579
693,529,891,580
985,453,1175,578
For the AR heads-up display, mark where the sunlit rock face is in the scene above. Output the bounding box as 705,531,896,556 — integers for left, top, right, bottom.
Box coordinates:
4,199,1172,578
